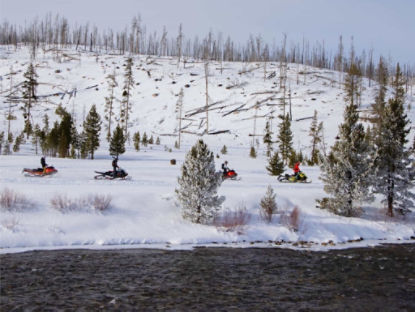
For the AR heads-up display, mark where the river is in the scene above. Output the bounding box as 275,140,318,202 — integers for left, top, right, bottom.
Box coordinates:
1,244,414,311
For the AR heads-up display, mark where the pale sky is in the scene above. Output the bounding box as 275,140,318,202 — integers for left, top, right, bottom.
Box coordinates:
1,0,414,65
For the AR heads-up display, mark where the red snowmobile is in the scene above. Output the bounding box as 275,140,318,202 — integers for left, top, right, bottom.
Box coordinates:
223,169,239,180
23,166,58,177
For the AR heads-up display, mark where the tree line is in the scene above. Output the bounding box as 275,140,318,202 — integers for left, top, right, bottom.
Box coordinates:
0,14,413,87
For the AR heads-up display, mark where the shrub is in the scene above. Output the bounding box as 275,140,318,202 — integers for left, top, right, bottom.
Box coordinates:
0,188,33,212
259,185,277,223
214,202,250,233
280,206,302,231
50,194,112,213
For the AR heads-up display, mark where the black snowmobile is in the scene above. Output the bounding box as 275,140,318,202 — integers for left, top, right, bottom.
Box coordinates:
94,168,129,180
277,171,311,183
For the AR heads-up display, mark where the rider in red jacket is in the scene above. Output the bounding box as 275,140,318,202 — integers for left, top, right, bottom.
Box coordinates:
293,162,300,179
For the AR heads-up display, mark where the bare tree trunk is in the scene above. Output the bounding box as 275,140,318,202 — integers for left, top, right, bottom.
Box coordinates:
204,62,209,134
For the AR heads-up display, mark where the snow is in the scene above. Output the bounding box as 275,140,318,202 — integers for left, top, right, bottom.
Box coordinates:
0,46,414,253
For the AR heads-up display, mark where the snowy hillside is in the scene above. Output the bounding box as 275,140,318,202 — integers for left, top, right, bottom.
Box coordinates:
0,46,414,253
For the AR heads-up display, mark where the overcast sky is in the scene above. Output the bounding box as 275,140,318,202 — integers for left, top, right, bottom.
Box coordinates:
1,0,414,65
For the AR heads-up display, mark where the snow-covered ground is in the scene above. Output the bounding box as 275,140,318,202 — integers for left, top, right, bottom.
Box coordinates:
0,46,414,253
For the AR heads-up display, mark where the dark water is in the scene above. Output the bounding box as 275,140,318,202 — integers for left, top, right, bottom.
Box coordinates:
1,244,415,311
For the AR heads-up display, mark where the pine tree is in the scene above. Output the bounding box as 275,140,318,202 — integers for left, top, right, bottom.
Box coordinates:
176,140,225,224
47,121,60,157
109,124,126,156
83,104,101,159
259,185,277,223
249,146,257,158
31,124,41,154
372,64,415,216
104,68,118,141
70,123,81,159
0,131,4,155
133,131,140,151
309,110,323,165
2,140,11,155
263,119,273,157
371,57,388,126
120,57,134,138
148,135,154,145
319,101,372,217
266,151,284,176
156,137,160,145
344,62,362,107
13,132,24,152
142,132,148,147
55,106,73,158
21,63,38,138
277,114,293,164
221,145,227,155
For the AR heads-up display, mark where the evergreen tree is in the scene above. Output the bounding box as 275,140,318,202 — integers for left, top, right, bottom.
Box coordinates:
148,135,154,145
82,104,101,159
319,101,372,217
2,141,11,155
249,146,257,158
47,121,60,157
55,106,73,158
133,131,140,151
142,132,148,146
344,62,362,107
221,145,227,155
120,57,134,138
176,140,225,224
372,64,415,216
21,63,38,138
309,110,323,165
31,124,41,154
266,151,284,176
104,68,117,141
259,185,277,223
70,123,81,158
263,119,273,157
156,137,160,145
109,124,126,156
0,131,4,154
371,57,388,126
13,132,24,152
277,114,293,164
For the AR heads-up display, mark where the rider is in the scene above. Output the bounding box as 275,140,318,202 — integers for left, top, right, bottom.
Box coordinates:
41,156,47,174
293,162,301,180
222,160,229,175
112,156,119,178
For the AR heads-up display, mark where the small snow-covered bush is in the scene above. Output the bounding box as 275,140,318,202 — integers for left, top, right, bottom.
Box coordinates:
259,185,277,223
50,194,78,213
88,194,112,212
0,188,33,212
215,203,250,233
51,194,112,213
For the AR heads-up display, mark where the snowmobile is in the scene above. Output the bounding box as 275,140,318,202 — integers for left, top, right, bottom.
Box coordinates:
23,166,58,177
94,168,129,180
223,169,239,180
277,171,310,183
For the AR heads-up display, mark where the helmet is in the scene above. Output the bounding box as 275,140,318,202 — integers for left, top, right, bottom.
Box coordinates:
224,161,228,164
